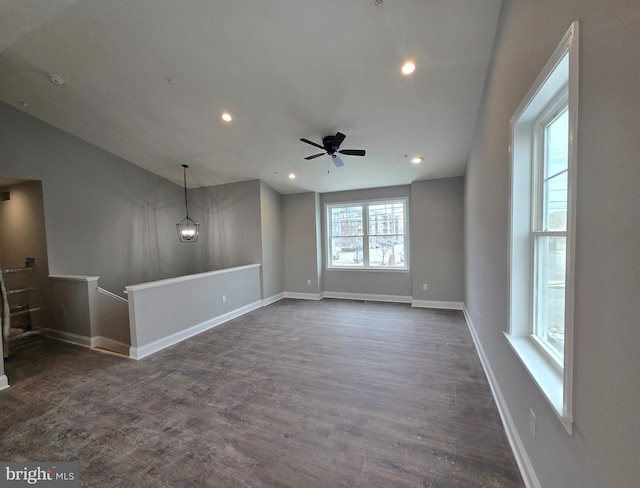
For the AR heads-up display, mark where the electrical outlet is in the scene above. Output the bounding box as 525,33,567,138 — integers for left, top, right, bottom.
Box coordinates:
529,409,536,437
422,283,428,291
307,279,312,286
222,295,226,303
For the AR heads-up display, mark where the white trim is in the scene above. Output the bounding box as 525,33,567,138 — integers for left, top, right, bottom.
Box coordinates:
125,264,261,292
97,287,128,304
262,292,284,306
325,197,410,271
322,291,412,304
91,336,130,356
508,21,578,434
505,333,572,433
0,374,8,391
39,328,92,347
563,20,580,428
13,329,130,357
283,291,324,301
463,307,540,488
325,268,410,274
48,275,99,282
129,299,262,360
411,300,463,310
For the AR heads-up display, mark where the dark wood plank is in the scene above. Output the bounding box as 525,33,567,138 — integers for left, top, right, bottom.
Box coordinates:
1,299,523,487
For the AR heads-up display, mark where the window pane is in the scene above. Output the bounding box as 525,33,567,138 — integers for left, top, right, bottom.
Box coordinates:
331,206,362,237
544,171,568,231
543,108,569,231
534,235,566,358
368,203,404,236
369,237,405,267
331,237,363,267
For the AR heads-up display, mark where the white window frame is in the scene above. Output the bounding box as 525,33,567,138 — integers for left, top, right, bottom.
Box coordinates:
531,94,569,366
326,197,409,271
506,22,579,434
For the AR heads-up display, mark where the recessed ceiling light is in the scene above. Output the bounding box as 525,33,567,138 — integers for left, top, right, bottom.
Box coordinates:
221,112,232,122
288,173,296,179
411,156,423,164
401,61,416,76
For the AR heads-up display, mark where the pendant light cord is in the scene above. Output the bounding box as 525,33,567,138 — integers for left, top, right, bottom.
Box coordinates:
182,164,189,218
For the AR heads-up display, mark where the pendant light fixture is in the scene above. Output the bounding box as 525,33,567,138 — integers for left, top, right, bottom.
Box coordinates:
176,164,199,242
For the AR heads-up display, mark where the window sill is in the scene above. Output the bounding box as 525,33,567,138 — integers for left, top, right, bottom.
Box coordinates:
504,332,573,434
325,267,410,273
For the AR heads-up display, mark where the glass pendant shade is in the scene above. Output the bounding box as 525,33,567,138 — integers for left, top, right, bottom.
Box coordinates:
176,164,199,242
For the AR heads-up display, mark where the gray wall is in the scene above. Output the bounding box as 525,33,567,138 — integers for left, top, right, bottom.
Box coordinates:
316,182,466,302
191,179,283,300
411,178,464,303
192,179,263,271
283,192,322,295
0,102,193,296
464,1,640,487
260,181,284,301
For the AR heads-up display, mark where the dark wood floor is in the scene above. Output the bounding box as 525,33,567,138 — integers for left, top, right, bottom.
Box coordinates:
1,299,523,487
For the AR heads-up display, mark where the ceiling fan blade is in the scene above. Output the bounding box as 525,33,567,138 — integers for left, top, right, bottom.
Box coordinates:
300,138,324,150
332,154,345,167
333,132,346,149
339,149,366,157
305,153,325,160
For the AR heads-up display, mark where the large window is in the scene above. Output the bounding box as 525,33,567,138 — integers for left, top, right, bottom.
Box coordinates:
507,22,578,433
533,99,569,361
327,199,408,269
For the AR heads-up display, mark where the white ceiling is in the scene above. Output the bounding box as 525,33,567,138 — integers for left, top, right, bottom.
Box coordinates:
0,0,501,194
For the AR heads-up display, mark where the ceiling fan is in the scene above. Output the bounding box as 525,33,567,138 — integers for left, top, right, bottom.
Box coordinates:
300,131,366,167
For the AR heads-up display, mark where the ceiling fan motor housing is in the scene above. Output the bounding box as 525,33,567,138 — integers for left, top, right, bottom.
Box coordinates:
323,135,338,154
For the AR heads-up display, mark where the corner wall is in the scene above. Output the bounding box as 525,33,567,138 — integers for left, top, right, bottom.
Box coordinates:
192,179,263,271
0,102,194,296
260,182,284,302
464,1,640,486
283,192,322,297
411,178,464,307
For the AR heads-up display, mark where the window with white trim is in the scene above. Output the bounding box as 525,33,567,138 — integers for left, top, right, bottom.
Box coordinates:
532,95,569,362
507,22,578,433
327,198,408,269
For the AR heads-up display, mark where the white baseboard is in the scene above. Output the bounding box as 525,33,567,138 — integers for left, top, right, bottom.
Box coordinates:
322,291,412,304
0,374,9,391
39,328,92,347
412,299,464,310
463,306,539,488
262,292,284,306
91,336,130,356
283,291,324,301
129,299,263,360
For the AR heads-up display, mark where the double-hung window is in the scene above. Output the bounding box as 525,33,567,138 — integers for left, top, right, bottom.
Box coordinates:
532,97,569,361
507,22,578,433
327,198,408,270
